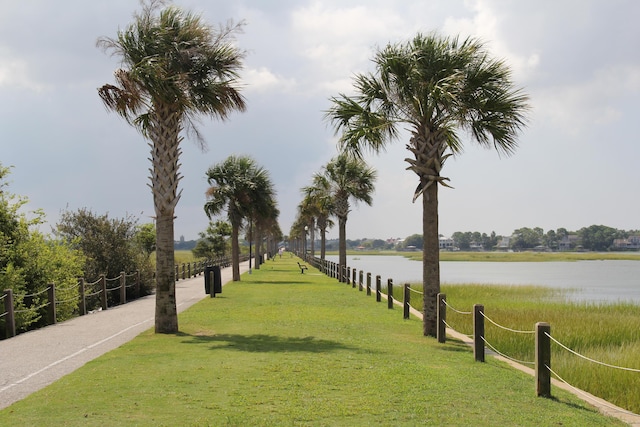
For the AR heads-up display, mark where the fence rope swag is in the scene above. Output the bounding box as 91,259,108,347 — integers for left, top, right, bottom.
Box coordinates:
546,332,640,373
442,299,472,315
442,319,473,338
481,336,535,366
480,311,536,334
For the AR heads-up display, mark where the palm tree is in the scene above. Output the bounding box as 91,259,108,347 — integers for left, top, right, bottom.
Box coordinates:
326,33,529,336
301,174,334,260
252,186,279,270
204,155,275,281
97,2,246,333
320,153,376,282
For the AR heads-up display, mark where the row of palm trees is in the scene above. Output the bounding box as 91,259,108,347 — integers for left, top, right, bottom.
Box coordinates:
292,154,376,282
204,155,281,282
99,1,529,337
298,34,529,337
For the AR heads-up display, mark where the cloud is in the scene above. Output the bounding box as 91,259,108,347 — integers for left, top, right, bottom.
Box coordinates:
0,50,49,92
535,64,640,135
242,66,297,93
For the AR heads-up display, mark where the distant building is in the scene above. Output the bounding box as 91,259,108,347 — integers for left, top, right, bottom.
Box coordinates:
558,235,580,251
496,236,511,250
612,236,640,250
439,237,455,250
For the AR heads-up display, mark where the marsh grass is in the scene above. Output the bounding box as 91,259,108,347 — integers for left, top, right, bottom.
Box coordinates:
405,283,640,413
0,258,624,426
403,251,640,262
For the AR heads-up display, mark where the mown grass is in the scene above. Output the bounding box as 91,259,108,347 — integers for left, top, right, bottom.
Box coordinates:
402,283,640,414
0,257,624,426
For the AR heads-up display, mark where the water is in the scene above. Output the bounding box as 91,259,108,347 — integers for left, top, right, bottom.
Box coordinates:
326,255,640,304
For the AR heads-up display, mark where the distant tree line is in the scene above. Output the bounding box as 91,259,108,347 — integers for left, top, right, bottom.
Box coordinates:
314,224,639,253
446,225,638,252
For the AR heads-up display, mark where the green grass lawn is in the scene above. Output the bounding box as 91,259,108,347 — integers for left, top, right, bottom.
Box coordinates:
0,256,625,426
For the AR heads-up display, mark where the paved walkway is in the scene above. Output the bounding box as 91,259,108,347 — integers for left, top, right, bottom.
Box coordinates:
0,261,250,410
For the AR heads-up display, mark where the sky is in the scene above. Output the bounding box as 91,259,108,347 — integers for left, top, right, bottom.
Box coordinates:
1,0,639,242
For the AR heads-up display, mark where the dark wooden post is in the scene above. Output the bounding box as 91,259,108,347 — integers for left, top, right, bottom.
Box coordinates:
188,263,191,278
387,279,393,309
403,284,410,319
3,289,16,338
358,270,363,291
375,275,381,302
100,274,108,311
78,278,86,315
473,304,485,362
352,268,356,288
120,271,127,304
437,293,446,343
182,264,186,280
209,269,215,298
47,283,56,325
536,322,552,397
366,273,371,296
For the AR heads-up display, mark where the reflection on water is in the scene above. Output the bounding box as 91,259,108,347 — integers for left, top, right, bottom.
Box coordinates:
326,255,640,304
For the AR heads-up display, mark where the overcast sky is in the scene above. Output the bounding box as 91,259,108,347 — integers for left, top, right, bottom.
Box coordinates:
2,0,639,241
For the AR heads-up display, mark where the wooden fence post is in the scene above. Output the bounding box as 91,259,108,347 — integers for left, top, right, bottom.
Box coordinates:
376,275,381,302
3,289,16,338
358,270,363,291
352,268,356,288
536,322,552,397
366,273,371,296
188,263,191,278
182,264,186,280
387,279,393,309
175,264,179,282
100,274,108,311
78,278,86,315
474,304,485,362
403,284,410,319
120,271,126,304
47,283,56,325
437,293,446,343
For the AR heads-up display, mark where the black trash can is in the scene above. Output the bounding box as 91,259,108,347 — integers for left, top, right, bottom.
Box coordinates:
204,265,222,297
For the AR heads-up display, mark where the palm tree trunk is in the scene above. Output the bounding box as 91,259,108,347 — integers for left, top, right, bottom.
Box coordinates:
310,224,316,258
149,103,181,334
255,223,262,270
155,213,177,333
338,216,347,283
320,225,326,260
422,180,440,337
231,220,241,281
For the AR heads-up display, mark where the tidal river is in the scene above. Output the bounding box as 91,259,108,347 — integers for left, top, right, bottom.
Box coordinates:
325,255,640,304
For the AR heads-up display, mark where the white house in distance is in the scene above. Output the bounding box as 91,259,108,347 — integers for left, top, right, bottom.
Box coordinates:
439,237,455,250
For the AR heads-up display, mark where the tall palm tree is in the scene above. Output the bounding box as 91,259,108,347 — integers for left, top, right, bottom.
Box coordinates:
326,33,529,336
321,153,376,282
204,155,275,280
301,174,334,260
97,1,246,333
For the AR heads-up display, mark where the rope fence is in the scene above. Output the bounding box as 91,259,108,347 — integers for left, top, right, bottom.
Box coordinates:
546,332,640,373
2,256,229,341
307,254,640,417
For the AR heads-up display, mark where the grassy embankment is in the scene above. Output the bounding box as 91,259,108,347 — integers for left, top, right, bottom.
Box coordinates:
397,284,640,414
0,256,624,426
